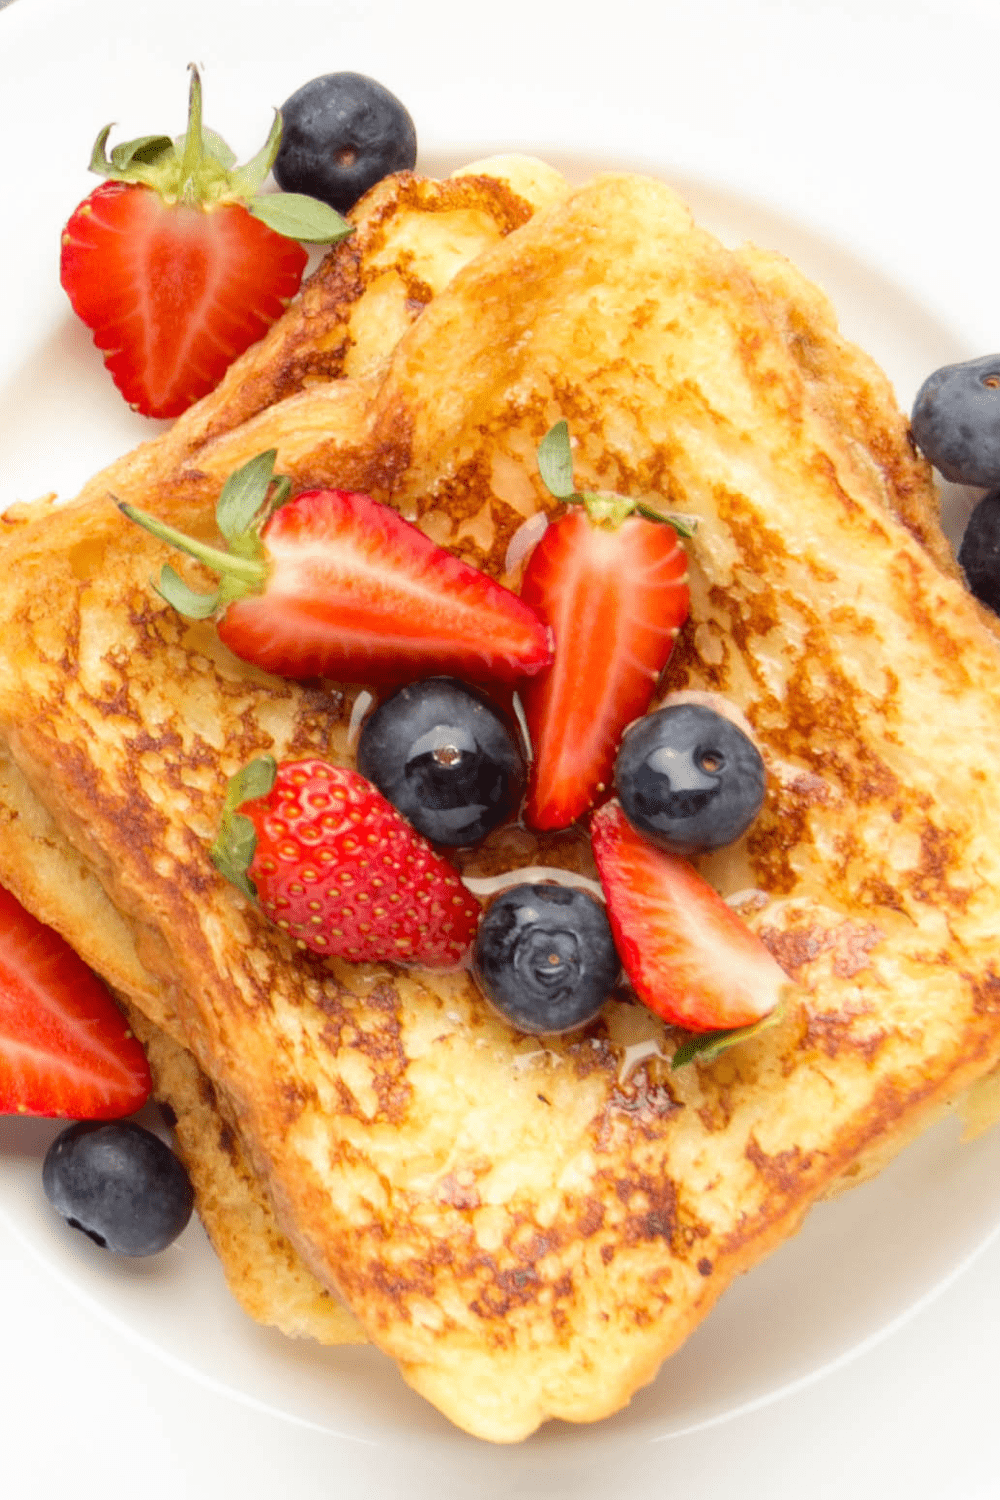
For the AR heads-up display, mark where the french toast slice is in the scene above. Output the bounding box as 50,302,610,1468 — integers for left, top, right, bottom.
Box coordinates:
0,158,965,1357
5,170,1000,1441
0,161,567,1348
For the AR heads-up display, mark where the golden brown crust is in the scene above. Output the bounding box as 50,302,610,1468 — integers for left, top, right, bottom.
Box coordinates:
2,169,1000,1442
122,1002,366,1345
136,169,543,471
735,244,955,575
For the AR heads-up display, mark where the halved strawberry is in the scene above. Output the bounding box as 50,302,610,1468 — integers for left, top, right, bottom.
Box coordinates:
590,800,787,1032
60,67,351,419
520,422,691,830
118,450,553,685
0,884,151,1118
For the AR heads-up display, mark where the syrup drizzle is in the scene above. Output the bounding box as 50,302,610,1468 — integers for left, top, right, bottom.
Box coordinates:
462,865,605,903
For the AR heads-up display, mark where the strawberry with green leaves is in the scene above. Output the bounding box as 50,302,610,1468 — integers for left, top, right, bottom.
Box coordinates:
211,757,481,968
520,422,693,831
118,449,553,686
60,66,352,419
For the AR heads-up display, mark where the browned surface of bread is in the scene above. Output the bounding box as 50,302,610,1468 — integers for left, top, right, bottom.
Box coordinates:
121,1001,366,1344
3,168,1000,1442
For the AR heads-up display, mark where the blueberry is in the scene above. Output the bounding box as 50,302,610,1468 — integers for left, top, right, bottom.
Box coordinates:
958,488,1000,614
911,355,1000,487
274,72,417,215
42,1120,194,1257
615,702,766,855
357,678,526,846
473,884,620,1034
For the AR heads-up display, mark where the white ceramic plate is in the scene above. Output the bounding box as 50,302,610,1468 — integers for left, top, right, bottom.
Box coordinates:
3,1,1000,1495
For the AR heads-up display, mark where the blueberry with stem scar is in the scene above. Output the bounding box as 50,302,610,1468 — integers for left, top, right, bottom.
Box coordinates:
473,883,620,1034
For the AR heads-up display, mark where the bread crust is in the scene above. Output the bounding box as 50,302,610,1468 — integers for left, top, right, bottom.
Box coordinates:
2,168,999,1442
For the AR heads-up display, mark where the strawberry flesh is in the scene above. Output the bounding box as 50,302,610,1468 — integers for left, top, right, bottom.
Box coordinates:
521,510,689,829
239,759,481,967
0,884,151,1118
61,182,307,419
218,488,553,685
591,801,786,1031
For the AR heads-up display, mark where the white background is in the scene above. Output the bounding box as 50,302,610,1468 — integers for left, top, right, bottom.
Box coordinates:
3,1,1000,1495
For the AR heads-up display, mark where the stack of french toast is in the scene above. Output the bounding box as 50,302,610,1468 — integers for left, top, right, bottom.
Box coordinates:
2,153,1000,1441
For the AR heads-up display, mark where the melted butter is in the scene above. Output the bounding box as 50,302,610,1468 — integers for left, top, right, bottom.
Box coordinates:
490,451,539,518
462,865,605,903
616,1037,671,1084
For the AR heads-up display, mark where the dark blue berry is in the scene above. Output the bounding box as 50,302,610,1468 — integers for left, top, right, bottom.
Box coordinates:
274,72,417,215
42,1120,194,1256
911,355,1000,487
356,678,525,846
473,884,620,1034
958,488,1000,614
615,702,765,855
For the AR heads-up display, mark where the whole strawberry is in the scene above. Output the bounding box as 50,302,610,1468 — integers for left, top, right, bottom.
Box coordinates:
210,757,481,968
60,66,351,419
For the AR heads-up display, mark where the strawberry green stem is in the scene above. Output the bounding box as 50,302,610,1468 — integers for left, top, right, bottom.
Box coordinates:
116,501,267,589
179,65,206,205
537,420,697,538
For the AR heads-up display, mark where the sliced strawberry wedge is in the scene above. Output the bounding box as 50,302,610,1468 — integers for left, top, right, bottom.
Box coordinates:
591,801,787,1032
0,885,151,1118
220,487,552,684
63,183,309,420
59,67,350,419
118,453,553,687
518,420,690,831
521,508,689,829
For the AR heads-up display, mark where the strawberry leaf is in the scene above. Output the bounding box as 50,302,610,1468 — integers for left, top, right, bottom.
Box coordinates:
228,109,282,199
224,755,278,813
215,449,278,544
537,420,578,501
116,496,267,613
155,564,220,620
89,124,118,175
209,756,278,902
209,811,259,901
671,996,786,1069
635,501,699,538
249,192,353,245
173,126,237,170
537,421,696,537
89,124,168,187
110,134,174,171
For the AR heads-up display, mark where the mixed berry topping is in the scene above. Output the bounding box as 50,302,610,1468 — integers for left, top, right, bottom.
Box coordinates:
185,428,781,1049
